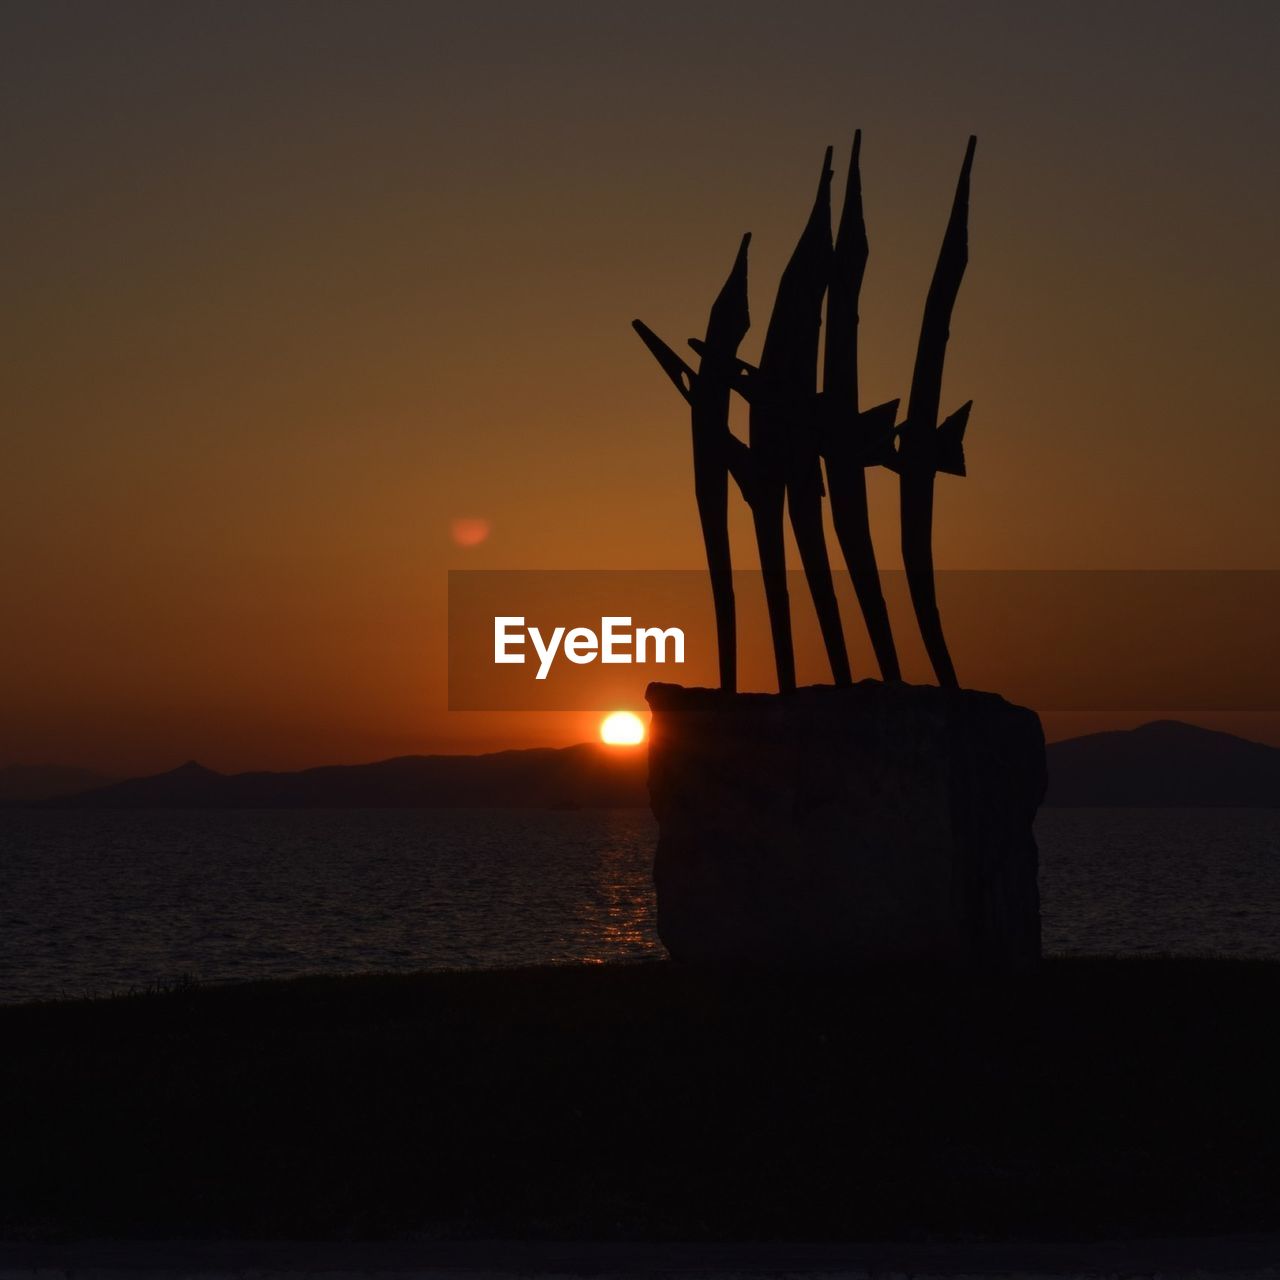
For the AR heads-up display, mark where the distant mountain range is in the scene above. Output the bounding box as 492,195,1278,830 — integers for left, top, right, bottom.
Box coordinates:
1042,720,1279,807
8,720,1278,809
33,745,649,810
0,764,116,806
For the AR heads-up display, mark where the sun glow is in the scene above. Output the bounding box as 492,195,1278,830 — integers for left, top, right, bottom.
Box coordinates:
600,710,645,746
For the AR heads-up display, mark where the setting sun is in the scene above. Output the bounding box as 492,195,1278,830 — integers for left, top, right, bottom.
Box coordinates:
599,710,645,746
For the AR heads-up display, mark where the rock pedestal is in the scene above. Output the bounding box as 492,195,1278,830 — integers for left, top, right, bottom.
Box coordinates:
646,681,1047,971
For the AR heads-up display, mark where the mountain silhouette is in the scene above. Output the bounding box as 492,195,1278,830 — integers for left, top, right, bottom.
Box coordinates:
37,745,649,810
1044,720,1279,806
0,764,117,806
17,720,1277,811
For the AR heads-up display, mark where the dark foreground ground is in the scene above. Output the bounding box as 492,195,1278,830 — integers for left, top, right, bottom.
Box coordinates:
1,957,1278,1243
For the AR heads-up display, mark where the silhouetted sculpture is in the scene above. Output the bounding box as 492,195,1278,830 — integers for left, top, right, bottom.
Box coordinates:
892,136,976,689
636,132,978,694
754,148,850,689
633,235,752,692
690,153,856,690
639,136,1048,974
821,131,902,681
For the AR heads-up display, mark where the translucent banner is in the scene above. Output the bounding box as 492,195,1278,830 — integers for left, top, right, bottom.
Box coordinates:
448,570,1280,713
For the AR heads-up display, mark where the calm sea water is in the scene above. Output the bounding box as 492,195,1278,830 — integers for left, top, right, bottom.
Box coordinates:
1,808,1277,1003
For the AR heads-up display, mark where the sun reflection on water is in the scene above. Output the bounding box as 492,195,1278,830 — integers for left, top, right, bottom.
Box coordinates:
568,812,659,965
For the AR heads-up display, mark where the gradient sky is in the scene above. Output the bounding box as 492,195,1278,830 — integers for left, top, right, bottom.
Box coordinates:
3,1,1278,773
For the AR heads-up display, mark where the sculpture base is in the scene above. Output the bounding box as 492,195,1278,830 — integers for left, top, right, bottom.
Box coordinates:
646,681,1046,971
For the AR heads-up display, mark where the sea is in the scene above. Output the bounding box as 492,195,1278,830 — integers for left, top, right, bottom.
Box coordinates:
1,808,1278,1004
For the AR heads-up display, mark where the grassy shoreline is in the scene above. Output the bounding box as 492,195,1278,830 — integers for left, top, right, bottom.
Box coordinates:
3,957,1278,1243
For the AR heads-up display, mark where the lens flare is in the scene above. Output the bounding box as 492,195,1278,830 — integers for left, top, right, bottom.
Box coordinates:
450,516,490,547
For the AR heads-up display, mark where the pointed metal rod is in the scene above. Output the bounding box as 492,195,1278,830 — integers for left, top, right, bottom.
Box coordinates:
821,129,902,682
642,327,760,500
897,135,977,689
632,234,752,691
752,146,850,689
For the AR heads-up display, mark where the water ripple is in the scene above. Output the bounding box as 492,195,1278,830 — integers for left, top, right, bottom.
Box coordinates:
0,807,1276,1003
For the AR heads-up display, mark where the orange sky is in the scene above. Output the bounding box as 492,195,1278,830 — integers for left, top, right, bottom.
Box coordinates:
3,2,1278,773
